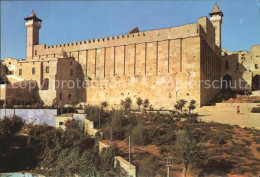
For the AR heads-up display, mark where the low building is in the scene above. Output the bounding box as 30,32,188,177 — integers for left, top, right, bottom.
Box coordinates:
55,113,86,130
221,45,260,91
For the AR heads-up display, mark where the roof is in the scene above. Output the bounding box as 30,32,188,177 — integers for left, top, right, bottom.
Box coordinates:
209,4,223,17
127,27,140,34
24,11,42,22
212,4,221,13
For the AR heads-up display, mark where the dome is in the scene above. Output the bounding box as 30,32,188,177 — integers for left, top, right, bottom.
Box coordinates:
57,49,68,58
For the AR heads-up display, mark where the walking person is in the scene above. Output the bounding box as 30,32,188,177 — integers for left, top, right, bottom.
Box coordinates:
237,106,240,114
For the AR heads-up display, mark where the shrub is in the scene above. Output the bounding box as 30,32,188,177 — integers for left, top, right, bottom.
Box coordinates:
253,137,260,144
242,139,252,146
251,107,260,113
209,132,231,145
131,121,146,145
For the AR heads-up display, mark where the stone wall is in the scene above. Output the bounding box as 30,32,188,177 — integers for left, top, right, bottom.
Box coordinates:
114,156,136,177
28,17,220,107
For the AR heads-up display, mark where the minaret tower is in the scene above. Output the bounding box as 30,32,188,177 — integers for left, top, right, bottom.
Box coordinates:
24,11,42,60
209,4,223,49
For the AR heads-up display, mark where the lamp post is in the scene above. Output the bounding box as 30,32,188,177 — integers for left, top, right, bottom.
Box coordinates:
129,136,131,164
164,157,173,177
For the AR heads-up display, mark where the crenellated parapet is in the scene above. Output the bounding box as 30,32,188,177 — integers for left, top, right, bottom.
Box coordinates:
33,20,209,59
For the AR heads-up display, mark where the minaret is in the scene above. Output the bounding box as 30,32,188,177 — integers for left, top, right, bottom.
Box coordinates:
209,4,223,49
24,11,42,60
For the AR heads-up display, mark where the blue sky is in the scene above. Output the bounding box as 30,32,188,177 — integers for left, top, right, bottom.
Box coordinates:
1,1,260,60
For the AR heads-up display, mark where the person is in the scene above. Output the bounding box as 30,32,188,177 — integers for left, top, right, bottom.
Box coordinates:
142,107,146,116
150,104,153,111
237,106,240,114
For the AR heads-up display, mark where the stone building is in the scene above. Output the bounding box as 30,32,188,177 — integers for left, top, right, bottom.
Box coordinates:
1,4,259,109
221,45,260,91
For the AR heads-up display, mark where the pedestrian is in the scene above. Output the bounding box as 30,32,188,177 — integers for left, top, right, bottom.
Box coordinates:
237,106,240,114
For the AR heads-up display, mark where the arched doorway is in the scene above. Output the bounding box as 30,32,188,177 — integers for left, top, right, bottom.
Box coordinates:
252,75,260,91
41,78,49,90
222,74,232,90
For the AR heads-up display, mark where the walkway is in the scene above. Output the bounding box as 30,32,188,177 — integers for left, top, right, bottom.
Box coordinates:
197,103,260,129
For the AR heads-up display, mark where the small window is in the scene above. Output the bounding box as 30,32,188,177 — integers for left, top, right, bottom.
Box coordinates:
46,66,49,73
60,93,62,100
225,61,229,70
34,50,37,56
9,62,11,65
32,67,35,75
70,61,72,65
70,69,73,76
255,64,258,69
68,93,71,101
59,122,64,126
19,69,22,76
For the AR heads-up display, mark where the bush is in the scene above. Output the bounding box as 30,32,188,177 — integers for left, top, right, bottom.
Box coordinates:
0,115,25,137
253,137,260,144
242,139,252,146
209,132,231,145
131,121,146,145
251,107,260,113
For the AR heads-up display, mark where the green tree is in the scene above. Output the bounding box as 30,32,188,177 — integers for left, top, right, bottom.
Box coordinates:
99,146,116,176
188,100,196,114
143,99,150,109
136,97,143,110
121,97,132,111
0,115,25,137
174,99,187,112
170,129,209,177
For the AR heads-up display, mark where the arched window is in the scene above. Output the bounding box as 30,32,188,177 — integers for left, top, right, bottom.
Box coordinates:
32,67,35,75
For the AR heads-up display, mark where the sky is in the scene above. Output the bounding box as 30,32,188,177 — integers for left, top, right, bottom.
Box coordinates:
1,1,260,60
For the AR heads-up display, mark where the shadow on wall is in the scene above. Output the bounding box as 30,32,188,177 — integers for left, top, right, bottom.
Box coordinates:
0,80,44,109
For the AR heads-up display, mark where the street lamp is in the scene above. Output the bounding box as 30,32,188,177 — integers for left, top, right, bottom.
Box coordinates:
164,157,173,177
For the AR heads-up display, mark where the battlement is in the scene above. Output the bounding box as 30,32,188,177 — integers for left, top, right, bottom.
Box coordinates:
33,21,205,58
42,32,148,49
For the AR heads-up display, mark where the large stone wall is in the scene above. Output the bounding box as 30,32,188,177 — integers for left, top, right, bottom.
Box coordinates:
28,17,220,108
